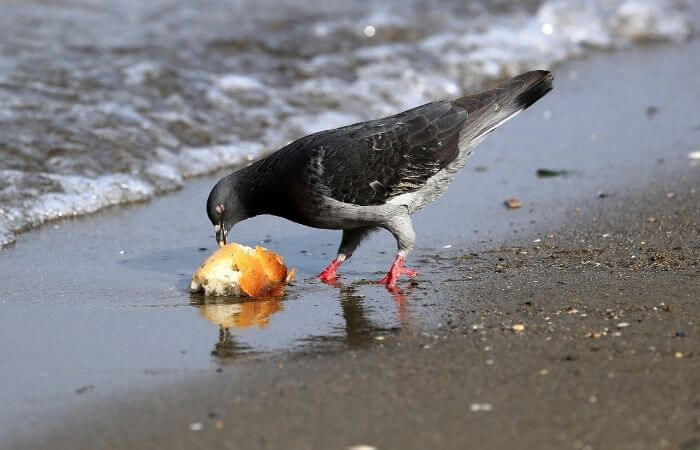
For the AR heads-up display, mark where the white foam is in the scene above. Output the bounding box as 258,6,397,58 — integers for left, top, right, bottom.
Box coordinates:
217,74,265,92
123,61,163,85
176,142,264,177
612,1,691,42
0,140,263,246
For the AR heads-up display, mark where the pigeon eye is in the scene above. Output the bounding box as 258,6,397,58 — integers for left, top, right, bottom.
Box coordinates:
215,204,225,215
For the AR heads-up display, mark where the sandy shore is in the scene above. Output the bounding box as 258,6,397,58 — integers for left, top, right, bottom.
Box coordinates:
2,36,699,449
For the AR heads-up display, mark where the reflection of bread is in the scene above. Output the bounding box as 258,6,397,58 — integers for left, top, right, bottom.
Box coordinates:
190,243,295,297
199,300,283,329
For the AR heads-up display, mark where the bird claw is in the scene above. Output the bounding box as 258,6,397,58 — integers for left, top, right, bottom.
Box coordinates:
318,259,343,285
319,272,340,286
378,256,419,288
400,267,420,277
318,269,337,283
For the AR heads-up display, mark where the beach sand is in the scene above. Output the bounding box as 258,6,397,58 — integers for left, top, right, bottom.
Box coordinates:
2,37,699,449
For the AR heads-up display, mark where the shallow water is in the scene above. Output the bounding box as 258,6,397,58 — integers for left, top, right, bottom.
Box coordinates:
0,0,693,246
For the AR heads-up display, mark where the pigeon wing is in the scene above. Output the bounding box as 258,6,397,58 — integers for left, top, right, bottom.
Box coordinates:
309,101,467,206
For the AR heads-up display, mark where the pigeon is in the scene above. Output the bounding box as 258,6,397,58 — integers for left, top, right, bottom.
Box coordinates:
207,70,553,288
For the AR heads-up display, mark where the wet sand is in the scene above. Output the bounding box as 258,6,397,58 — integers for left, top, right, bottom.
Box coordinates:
2,37,700,449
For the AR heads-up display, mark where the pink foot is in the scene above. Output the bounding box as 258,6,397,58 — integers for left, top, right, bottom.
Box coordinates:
378,256,420,289
318,258,343,285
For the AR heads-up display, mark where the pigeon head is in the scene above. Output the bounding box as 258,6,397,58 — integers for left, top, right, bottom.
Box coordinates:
206,174,250,246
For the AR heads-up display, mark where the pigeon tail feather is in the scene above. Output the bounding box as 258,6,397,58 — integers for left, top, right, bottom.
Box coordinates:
454,70,553,141
512,70,554,111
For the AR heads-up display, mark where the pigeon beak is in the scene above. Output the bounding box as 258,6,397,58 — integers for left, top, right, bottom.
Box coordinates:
214,222,227,247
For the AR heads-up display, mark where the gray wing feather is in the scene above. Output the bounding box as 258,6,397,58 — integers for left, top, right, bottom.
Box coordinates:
304,101,467,206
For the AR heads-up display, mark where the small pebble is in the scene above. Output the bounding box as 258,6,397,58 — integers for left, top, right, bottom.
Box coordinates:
512,324,525,332
189,422,203,431
469,403,493,412
504,198,522,209
617,322,630,328
674,351,684,359
215,420,224,430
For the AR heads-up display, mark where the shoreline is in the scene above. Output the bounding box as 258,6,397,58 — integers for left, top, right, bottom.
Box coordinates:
3,31,700,450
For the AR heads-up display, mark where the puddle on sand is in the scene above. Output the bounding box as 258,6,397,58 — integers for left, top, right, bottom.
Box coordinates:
0,176,440,435
188,279,420,363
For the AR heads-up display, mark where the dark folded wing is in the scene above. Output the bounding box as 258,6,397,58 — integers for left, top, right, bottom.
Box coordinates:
303,101,467,206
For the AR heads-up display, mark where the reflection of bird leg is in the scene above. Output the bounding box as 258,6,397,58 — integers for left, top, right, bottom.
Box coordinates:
387,286,408,324
211,325,241,359
338,284,376,348
220,326,230,344
386,284,418,330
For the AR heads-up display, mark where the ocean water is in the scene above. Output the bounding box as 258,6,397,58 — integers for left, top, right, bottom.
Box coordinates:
0,0,693,247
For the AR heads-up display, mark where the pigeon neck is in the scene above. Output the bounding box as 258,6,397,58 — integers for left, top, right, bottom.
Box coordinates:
236,161,282,217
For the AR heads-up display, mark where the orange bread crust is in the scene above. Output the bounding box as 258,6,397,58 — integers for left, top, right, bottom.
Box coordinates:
191,243,294,297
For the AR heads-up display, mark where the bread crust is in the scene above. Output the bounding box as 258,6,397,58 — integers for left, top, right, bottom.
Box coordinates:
190,243,294,297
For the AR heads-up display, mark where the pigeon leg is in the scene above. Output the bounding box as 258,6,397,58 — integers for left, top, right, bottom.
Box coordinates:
378,256,420,288
378,216,419,288
319,256,345,284
319,227,377,284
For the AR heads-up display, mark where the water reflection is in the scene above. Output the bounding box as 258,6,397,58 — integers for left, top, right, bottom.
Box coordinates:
336,282,412,348
211,327,251,359
198,299,283,329
191,296,284,360
191,280,417,361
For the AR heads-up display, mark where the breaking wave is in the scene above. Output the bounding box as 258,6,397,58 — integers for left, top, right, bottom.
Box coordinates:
0,0,693,246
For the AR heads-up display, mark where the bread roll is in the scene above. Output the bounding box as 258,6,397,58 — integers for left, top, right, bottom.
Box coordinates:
190,243,294,297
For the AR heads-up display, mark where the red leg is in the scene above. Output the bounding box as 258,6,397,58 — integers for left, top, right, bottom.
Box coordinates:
378,256,420,289
318,257,345,284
